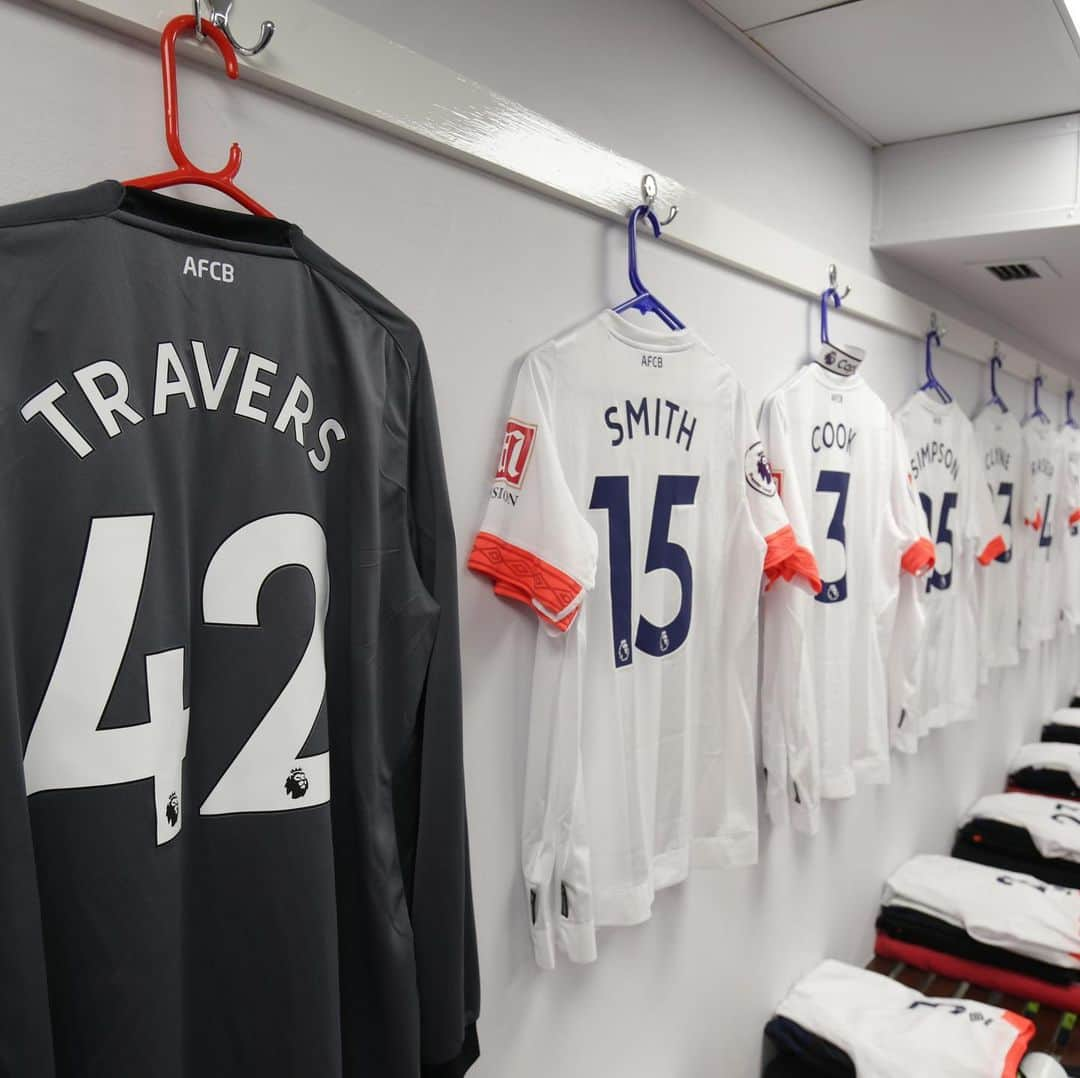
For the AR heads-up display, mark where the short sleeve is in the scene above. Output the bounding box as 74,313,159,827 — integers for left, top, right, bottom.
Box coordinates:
739,387,820,593
468,350,598,631
758,391,822,833
971,460,1006,564
961,422,1003,565
888,424,935,576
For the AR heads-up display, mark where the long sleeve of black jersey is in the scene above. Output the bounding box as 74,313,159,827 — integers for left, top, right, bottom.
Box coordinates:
0,720,56,1076
402,345,481,1076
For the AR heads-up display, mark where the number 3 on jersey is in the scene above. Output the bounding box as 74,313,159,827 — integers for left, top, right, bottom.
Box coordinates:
814,470,850,604
23,513,329,846
590,474,699,668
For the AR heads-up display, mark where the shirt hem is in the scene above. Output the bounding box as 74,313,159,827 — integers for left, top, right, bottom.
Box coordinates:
593,833,758,926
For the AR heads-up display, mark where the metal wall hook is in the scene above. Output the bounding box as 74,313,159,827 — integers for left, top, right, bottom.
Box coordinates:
641,174,678,227
193,0,206,40
827,263,851,301
207,0,275,57
929,311,946,339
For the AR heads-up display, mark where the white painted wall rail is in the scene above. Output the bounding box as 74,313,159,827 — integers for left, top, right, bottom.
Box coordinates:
38,0,1073,390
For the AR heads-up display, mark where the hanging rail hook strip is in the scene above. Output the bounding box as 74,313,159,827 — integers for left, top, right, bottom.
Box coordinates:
641,174,678,227
827,263,851,301
197,0,275,57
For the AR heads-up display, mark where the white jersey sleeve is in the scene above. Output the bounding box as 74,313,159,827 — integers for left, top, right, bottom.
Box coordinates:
967,423,1007,566
758,392,822,835
468,347,598,631
468,348,600,968
1019,425,1068,649
740,390,819,589
887,425,935,754
1061,428,1080,628
973,409,1024,679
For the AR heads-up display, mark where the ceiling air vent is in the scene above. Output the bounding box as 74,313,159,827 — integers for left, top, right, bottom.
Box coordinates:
985,263,1041,282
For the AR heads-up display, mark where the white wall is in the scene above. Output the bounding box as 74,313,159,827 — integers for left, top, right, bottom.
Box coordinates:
2,2,1076,1076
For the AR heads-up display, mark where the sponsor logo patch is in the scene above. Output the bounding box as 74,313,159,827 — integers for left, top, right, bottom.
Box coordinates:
744,442,777,497
495,419,537,489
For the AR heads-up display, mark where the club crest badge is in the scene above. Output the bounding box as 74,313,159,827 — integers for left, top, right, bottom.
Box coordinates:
495,419,538,489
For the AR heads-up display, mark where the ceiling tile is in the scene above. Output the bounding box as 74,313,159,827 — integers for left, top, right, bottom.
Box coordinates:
697,1,855,31
751,0,1080,144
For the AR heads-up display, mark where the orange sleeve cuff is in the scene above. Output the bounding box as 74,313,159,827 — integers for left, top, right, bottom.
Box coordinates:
978,534,1007,566
1070,508,1080,527
900,537,935,577
468,531,583,632
763,524,822,594
1002,1011,1036,1078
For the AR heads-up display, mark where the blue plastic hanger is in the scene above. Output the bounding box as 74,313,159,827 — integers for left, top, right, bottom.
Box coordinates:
612,204,685,330
920,323,952,403
986,351,1007,412
1028,374,1051,425
820,286,842,346
1067,386,1078,429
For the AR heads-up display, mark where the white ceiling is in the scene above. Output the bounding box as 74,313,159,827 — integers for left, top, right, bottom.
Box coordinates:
695,0,1080,145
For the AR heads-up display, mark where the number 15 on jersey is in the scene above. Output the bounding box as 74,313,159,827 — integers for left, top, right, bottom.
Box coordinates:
590,474,699,669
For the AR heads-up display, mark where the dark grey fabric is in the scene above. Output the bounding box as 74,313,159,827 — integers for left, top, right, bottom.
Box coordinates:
953,820,1080,890
1043,724,1080,746
877,906,1077,985
764,1016,854,1077
0,182,479,1078
1009,768,1080,800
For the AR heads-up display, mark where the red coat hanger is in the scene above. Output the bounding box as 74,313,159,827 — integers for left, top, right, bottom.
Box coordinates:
126,13,272,217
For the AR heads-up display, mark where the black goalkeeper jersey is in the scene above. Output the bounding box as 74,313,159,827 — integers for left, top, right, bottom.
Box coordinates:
0,182,479,1078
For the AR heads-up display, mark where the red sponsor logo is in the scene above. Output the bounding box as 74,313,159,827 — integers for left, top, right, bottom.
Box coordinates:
495,419,537,488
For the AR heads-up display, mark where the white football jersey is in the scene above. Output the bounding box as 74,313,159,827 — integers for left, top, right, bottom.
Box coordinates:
469,311,819,967
883,854,1080,971
775,959,1034,1078
1047,707,1080,729
962,792,1080,864
1011,741,1080,786
759,365,933,806
1018,422,1069,649
895,395,1003,730
1058,424,1080,629
973,407,1023,675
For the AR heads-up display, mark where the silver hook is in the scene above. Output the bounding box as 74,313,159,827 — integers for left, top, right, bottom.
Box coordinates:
827,263,851,300
992,339,1001,359
193,0,206,40
641,174,678,227
208,0,275,57
930,311,947,339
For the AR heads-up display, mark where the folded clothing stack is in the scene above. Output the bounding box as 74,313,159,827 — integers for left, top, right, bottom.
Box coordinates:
1044,708,1080,747
874,855,1080,1010
765,959,1033,1077
953,792,1080,889
1008,743,1080,800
